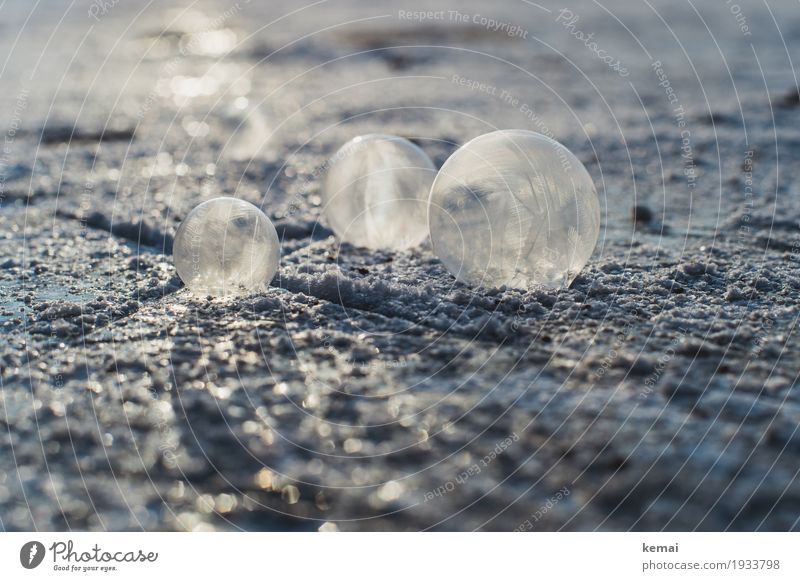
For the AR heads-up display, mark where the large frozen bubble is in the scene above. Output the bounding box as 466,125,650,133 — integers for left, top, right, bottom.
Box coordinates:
428,130,600,289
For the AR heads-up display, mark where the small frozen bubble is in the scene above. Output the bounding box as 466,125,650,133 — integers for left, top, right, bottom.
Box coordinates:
322,134,436,250
428,130,600,289
173,197,280,296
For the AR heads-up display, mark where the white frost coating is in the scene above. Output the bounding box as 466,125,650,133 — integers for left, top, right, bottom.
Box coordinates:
173,197,280,296
322,134,437,250
428,130,600,289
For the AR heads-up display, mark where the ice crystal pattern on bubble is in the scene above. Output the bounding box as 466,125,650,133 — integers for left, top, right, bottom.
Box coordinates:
173,197,280,296
322,134,437,250
428,130,600,289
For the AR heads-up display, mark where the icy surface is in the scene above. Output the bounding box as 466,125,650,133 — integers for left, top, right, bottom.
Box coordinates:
173,198,280,296
429,130,600,288
1,0,799,533
323,134,436,250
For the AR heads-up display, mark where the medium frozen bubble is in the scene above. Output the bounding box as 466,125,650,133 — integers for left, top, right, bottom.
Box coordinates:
428,130,600,289
173,197,280,296
322,134,436,250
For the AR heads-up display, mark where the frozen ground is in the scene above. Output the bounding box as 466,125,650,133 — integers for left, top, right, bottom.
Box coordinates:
1,0,799,531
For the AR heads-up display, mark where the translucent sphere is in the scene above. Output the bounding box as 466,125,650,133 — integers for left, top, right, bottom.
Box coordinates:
428,130,600,289
322,134,436,250
173,197,280,296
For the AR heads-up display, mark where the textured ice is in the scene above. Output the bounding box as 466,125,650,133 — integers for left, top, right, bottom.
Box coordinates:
428,130,600,289
4,0,799,535
173,197,280,296
322,134,436,250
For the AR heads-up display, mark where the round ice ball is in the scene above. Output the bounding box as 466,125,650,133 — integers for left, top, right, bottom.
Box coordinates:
173,197,280,296
428,130,600,289
322,134,437,250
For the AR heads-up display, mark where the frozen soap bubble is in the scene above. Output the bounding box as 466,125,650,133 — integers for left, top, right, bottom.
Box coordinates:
428,130,600,289
173,197,280,296
322,134,436,250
